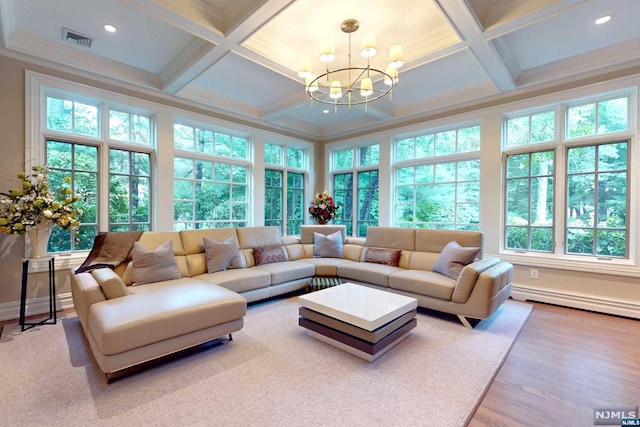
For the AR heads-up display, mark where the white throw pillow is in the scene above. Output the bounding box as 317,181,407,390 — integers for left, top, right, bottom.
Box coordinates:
203,236,245,273
313,231,344,258
131,240,181,285
432,241,481,280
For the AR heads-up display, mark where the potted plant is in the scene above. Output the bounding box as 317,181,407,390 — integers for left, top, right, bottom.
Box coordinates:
0,165,82,257
309,191,339,225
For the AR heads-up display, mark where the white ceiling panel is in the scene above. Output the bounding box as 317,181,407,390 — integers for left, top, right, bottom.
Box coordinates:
190,53,299,106
12,0,196,74
504,0,640,71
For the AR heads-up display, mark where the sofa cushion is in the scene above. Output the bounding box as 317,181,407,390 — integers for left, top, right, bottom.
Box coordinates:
193,269,271,293
415,229,483,257
236,226,281,249
389,270,456,300
298,258,354,276
365,227,415,251
91,268,129,299
314,231,344,258
362,247,402,267
131,241,181,285
432,241,481,279
253,245,288,265
204,236,245,273
254,260,315,284
338,262,403,287
300,225,346,244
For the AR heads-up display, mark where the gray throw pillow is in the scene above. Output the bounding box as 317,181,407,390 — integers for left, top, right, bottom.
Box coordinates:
432,240,481,280
203,236,245,273
313,231,344,258
131,240,181,285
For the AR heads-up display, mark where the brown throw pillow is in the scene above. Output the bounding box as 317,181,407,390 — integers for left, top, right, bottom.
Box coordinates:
432,240,481,280
363,247,402,267
203,236,245,273
253,245,287,265
131,240,181,285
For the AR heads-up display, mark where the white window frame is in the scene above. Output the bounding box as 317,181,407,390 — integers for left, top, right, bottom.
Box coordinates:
330,143,380,237
392,122,481,230
263,142,308,236
26,71,158,270
500,86,638,275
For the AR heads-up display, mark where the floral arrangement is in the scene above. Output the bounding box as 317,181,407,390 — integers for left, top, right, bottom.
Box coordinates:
0,165,82,235
309,190,339,224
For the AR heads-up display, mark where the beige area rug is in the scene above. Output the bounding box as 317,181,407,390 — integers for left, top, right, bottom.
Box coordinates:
0,296,532,427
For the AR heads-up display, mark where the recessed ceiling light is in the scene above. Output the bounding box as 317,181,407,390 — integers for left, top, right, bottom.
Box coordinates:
595,15,612,25
322,109,329,114
104,24,117,33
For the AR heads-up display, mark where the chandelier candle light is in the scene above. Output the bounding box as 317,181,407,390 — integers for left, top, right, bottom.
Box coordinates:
298,18,403,112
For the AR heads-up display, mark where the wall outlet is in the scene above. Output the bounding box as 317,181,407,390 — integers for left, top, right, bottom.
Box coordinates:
530,268,539,279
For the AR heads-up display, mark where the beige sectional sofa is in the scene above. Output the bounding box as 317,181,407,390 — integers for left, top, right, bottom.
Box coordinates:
71,225,513,380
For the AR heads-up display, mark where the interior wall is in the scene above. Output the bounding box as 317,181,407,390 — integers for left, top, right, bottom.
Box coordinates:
2,53,639,320
0,55,32,307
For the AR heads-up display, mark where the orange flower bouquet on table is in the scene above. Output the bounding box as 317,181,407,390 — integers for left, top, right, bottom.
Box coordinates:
309,191,339,224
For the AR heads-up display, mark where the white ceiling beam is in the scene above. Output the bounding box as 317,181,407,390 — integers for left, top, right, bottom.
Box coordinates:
437,0,516,92
126,0,296,95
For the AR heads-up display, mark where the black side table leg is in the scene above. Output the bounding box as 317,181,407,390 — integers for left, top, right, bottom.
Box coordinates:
19,260,29,332
19,257,56,332
49,257,57,324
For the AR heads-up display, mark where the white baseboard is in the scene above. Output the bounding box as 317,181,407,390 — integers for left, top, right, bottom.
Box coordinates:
511,284,640,320
0,292,74,322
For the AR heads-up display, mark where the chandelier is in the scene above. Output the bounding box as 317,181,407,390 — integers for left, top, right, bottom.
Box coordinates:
298,19,403,111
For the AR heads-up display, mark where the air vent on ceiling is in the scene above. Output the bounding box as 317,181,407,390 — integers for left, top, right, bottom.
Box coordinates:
62,27,93,48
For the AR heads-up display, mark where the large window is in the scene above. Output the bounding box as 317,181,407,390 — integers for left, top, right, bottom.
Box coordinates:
565,142,628,257
109,149,151,232
173,123,250,230
46,140,98,252
264,143,307,235
503,92,631,259
287,172,305,235
44,94,155,253
332,144,379,236
264,169,283,229
174,124,248,159
394,125,480,230
505,150,554,251
173,157,248,230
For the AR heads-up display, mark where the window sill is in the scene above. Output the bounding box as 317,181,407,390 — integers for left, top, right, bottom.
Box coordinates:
495,251,640,278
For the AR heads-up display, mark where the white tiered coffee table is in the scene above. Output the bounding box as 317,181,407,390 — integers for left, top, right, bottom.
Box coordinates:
298,283,418,361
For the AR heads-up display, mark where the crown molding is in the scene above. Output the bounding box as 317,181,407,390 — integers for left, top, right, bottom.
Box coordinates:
6,31,161,89
517,38,640,87
159,37,218,94
177,85,261,118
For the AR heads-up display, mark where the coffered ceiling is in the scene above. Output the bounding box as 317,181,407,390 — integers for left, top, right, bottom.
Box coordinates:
1,0,639,142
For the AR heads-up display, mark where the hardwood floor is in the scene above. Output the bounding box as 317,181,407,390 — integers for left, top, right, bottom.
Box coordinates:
2,301,638,426
469,301,640,427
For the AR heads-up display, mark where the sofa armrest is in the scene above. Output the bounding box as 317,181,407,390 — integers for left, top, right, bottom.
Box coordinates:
70,269,108,331
451,257,500,303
